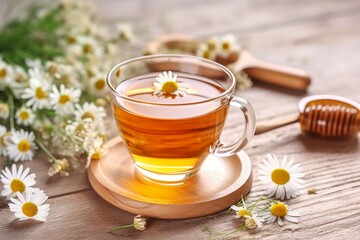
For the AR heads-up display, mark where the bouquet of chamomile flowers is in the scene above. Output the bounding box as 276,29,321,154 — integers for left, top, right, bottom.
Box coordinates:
0,0,136,176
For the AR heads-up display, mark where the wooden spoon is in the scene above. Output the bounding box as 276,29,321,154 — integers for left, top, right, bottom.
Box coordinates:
145,34,311,91
255,95,360,138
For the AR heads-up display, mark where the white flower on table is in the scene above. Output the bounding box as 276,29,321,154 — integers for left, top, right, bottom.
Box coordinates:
9,188,50,222
16,106,35,126
217,34,240,58
85,136,107,168
49,84,81,115
75,102,106,124
88,71,107,97
196,43,217,61
259,154,305,200
262,201,300,226
6,129,38,162
0,102,10,120
116,23,135,42
153,71,188,97
22,69,51,110
1,164,36,199
0,57,14,89
0,124,8,156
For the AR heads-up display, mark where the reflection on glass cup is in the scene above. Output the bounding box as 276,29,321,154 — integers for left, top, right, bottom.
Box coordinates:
107,54,256,182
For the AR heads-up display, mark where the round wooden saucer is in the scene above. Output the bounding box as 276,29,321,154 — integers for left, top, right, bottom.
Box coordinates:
88,137,252,219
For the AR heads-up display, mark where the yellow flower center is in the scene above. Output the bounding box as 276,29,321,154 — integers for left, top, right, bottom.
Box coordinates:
91,152,101,160
0,68,7,78
161,81,178,94
10,179,26,193
270,202,288,217
271,168,290,185
207,41,217,50
22,202,38,217
19,111,29,120
83,44,92,54
67,36,77,44
95,79,105,90
36,87,46,99
237,209,251,218
81,111,95,120
202,50,211,59
222,42,230,50
59,94,71,105
18,140,31,152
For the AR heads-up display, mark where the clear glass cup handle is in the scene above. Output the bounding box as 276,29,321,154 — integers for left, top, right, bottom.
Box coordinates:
212,96,256,157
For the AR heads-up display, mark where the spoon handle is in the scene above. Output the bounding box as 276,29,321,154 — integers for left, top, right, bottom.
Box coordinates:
255,112,300,135
244,60,311,91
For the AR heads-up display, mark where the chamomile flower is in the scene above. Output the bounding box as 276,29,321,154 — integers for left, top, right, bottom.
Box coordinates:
74,102,106,123
6,129,38,162
262,201,300,226
245,214,263,229
1,164,36,199
153,71,188,97
0,57,14,89
196,43,216,60
259,154,305,200
48,158,70,177
49,84,81,115
9,189,50,222
86,137,107,168
218,34,240,58
88,72,107,97
0,102,10,119
16,106,35,126
133,215,147,231
22,73,50,110
116,23,135,42
230,199,251,219
0,124,8,156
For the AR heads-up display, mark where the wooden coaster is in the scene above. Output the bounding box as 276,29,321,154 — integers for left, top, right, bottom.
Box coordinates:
88,137,252,219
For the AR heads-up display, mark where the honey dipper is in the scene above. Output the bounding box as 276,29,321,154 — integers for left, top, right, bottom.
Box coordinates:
255,95,360,137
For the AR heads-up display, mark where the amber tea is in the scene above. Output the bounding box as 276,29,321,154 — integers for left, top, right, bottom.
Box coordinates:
107,55,256,182
112,73,228,179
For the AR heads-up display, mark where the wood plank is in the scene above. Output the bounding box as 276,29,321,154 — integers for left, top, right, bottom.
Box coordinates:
1,123,359,239
1,4,360,207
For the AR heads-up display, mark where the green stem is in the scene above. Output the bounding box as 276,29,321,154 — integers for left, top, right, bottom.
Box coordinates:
6,91,15,130
107,224,134,233
35,138,57,162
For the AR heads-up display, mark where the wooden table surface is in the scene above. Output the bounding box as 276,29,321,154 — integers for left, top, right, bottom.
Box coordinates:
1,0,360,239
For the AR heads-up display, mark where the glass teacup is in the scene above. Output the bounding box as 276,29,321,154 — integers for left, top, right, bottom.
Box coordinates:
107,54,256,182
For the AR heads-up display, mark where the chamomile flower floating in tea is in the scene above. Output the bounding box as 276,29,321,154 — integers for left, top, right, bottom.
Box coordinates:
153,71,188,96
15,107,35,126
49,84,81,115
259,154,305,200
6,130,38,162
262,201,300,226
1,164,36,199
9,189,50,222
